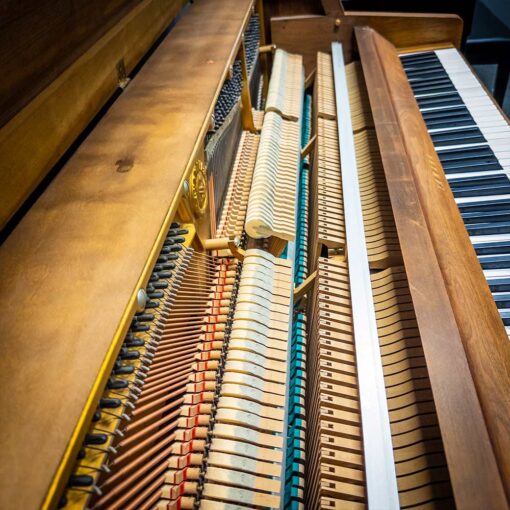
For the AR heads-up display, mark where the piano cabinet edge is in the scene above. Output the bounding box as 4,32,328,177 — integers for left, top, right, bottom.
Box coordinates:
355,26,510,508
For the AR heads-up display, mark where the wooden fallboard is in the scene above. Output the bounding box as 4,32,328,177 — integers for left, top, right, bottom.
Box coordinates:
0,0,253,508
355,27,510,508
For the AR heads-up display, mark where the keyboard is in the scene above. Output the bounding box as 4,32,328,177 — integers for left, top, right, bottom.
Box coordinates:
401,48,510,336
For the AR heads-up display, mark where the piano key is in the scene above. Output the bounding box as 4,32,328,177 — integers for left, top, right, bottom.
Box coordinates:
418,94,464,110
405,66,447,77
441,158,502,173
422,114,475,129
491,293,510,308
474,241,510,255
463,209,510,223
407,71,451,83
437,145,496,162
457,197,510,211
466,221,510,236
435,49,510,156
500,310,510,326
487,277,510,293
478,255,510,270
430,127,487,150
449,172,509,185
454,183,510,199
411,82,457,95
436,142,489,153
402,55,441,67
448,171,510,190
401,53,440,66
422,106,473,121
446,171,507,184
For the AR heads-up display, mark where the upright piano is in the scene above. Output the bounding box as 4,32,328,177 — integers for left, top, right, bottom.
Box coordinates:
0,1,509,509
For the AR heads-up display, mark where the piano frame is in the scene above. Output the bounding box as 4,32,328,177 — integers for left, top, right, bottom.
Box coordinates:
1,0,509,508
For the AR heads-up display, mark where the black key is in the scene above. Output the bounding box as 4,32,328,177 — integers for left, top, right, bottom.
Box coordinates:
442,159,502,173
449,174,508,188
423,114,474,129
410,76,452,88
405,62,445,73
407,70,449,82
401,52,439,65
418,95,463,110
474,241,510,255
404,62,444,73
406,63,448,78
466,221,510,236
430,127,486,147
438,145,495,163
453,183,510,198
488,278,510,292
492,292,510,308
417,90,461,102
462,208,510,223
401,51,438,61
458,198,510,214
499,311,510,326
479,255,510,270
422,105,470,120
412,82,456,95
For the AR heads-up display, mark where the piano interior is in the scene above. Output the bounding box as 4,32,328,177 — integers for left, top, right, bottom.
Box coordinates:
0,1,509,509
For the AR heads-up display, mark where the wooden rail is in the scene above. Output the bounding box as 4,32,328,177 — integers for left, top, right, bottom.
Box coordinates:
270,10,462,74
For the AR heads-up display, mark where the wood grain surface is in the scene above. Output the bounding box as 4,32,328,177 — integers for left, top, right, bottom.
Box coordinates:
0,0,136,127
270,10,462,74
0,0,186,231
0,1,253,508
356,27,509,509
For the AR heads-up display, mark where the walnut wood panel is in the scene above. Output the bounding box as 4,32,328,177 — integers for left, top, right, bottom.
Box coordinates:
261,0,323,44
270,11,462,75
271,15,353,74
346,11,462,49
356,27,509,509
0,0,186,231
0,1,253,509
0,0,135,127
